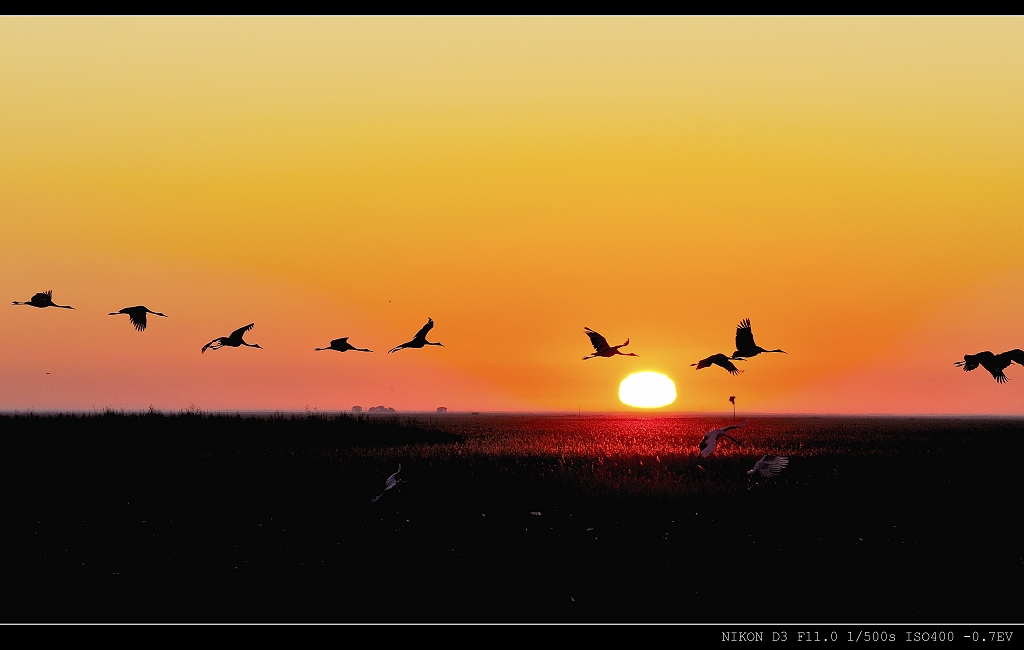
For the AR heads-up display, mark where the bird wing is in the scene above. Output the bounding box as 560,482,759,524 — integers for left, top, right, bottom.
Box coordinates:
331,338,349,347
715,355,743,375
735,318,755,353
959,353,986,372
201,338,222,353
1001,349,1024,366
754,455,788,477
722,420,748,433
127,308,147,331
585,328,610,353
414,318,434,340
230,323,255,339
41,291,52,300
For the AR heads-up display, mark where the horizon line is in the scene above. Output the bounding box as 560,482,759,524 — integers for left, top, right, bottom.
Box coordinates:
2,409,1022,419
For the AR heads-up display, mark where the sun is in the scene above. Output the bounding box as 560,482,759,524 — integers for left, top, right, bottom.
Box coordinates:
619,372,677,408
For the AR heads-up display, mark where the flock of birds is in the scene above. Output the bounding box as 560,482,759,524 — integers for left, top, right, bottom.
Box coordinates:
13,290,1022,385
11,290,442,356
13,288,1019,501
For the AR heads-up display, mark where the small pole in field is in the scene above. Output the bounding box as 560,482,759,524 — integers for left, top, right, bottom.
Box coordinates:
729,395,736,420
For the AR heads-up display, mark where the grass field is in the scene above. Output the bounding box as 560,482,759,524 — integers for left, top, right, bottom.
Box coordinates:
2,412,1021,623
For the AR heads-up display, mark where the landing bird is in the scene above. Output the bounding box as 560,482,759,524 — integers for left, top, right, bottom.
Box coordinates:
747,455,788,490
699,420,748,458
316,337,372,353
691,353,743,375
371,464,403,503
388,318,443,354
731,318,786,360
109,306,167,332
582,327,638,360
12,290,73,310
955,350,1024,384
201,323,262,353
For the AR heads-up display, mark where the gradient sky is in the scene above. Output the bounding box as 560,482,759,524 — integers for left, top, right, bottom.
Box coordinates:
2,16,1024,414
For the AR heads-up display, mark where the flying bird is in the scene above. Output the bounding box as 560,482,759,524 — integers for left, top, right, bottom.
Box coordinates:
388,318,443,354
316,337,372,353
109,306,167,332
201,323,262,353
747,455,789,490
12,290,73,310
371,464,403,503
582,327,638,360
955,350,1024,384
731,319,786,360
691,353,743,375
699,420,748,458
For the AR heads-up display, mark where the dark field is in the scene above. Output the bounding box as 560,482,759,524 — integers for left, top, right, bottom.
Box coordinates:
2,412,1021,623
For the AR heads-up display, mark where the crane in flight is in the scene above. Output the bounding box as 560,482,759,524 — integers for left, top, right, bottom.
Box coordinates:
731,319,786,360
747,455,789,490
201,323,262,353
582,327,638,360
109,306,167,332
12,290,73,310
691,353,743,375
316,337,372,353
371,464,403,503
388,318,443,353
955,349,1024,384
699,420,748,458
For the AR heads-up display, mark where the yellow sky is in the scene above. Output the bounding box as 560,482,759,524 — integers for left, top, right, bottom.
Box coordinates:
2,17,1024,413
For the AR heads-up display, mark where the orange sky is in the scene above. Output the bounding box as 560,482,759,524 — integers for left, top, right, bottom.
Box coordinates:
2,16,1024,413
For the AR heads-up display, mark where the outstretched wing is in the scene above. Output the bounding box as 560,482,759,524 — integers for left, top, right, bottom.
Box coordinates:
1001,349,1024,366
127,308,147,331
331,337,349,347
957,353,982,371
414,318,434,340
201,338,222,353
585,327,610,353
722,420,748,433
753,455,788,478
716,356,743,375
230,323,255,339
735,318,755,353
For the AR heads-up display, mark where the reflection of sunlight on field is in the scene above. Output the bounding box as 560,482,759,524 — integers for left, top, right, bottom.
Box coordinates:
300,414,1016,500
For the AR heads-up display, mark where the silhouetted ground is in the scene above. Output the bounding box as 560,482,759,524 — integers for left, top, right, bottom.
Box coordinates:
1,412,1021,623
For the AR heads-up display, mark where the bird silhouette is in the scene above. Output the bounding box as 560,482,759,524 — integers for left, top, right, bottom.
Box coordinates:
109,306,166,332
388,318,443,354
699,420,748,458
201,323,262,353
12,290,73,310
691,353,744,375
747,455,789,490
582,327,638,360
731,319,785,359
316,337,372,353
371,464,403,503
955,350,1024,384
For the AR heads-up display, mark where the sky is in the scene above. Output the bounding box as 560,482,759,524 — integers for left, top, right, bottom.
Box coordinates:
2,16,1024,414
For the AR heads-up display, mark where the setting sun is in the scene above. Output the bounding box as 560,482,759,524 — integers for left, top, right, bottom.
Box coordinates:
619,372,677,408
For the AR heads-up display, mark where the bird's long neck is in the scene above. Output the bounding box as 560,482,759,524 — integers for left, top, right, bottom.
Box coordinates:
427,341,443,346
767,349,785,353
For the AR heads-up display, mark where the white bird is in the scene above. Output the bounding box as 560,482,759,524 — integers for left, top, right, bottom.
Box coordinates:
371,464,403,503
747,455,788,490
699,419,748,458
